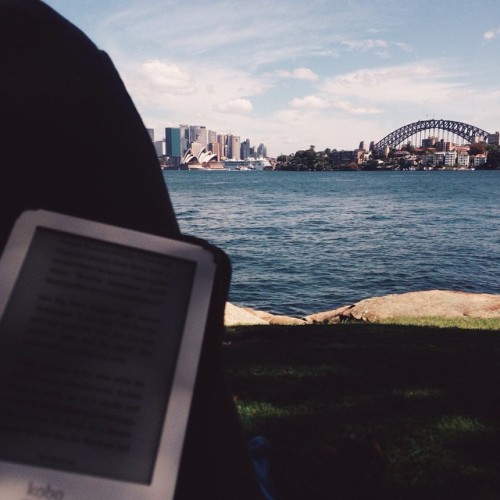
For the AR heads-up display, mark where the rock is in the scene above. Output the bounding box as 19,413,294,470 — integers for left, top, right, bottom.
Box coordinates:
304,290,500,324
243,307,307,326
302,305,352,324
224,302,306,326
225,291,500,326
224,302,269,326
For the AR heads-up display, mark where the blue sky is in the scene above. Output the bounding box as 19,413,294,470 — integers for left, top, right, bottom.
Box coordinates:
45,0,500,156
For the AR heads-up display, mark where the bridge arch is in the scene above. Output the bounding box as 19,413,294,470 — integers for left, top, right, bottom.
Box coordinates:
373,119,491,150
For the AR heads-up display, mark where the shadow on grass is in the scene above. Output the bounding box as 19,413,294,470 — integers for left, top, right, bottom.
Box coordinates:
222,323,500,500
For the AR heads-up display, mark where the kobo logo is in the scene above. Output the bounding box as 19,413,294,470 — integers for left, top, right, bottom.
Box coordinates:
26,481,65,499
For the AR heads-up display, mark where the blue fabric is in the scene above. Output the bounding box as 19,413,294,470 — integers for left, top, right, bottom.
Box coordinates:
249,436,279,500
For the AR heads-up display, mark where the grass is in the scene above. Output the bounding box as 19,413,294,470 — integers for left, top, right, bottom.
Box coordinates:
221,321,500,500
376,316,500,331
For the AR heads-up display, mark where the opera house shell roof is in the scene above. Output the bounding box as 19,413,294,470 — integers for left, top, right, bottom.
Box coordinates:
181,147,224,169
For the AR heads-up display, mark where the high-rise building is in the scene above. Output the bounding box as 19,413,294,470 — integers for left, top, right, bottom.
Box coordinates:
208,129,217,144
217,134,227,159
257,143,268,158
422,136,437,148
209,142,221,161
488,132,500,145
153,140,164,157
165,127,182,164
241,139,251,159
188,125,208,148
147,128,155,142
190,141,203,158
179,124,189,156
227,135,241,160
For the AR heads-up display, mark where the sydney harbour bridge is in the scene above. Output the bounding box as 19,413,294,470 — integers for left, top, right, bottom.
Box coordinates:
373,119,492,150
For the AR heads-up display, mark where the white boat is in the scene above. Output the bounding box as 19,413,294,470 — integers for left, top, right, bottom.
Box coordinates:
223,157,272,170
252,158,272,170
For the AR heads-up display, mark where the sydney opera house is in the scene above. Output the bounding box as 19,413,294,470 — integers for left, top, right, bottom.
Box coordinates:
178,147,225,170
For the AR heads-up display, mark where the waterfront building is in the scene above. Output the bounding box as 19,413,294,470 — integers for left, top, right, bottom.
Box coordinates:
332,150,359,166
159,122,268,162
457,151,470,168
431,152,446,167
444,151,457,167
472,154,487,168
421,153,433,166
165,127,182,165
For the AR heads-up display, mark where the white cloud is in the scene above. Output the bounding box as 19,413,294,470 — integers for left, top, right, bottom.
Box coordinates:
484,27,500,41
333,101,382,115
341,39,389,51
292,68,319,81
321,63,462,104
275,67,319,81
139,59,196,95
290,95,381,114
290,96,330,109
213,98,253,114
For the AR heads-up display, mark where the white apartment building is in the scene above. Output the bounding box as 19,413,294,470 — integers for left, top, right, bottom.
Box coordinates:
431,152,446,167
444,151,457,167
456,151,470,168
472,154,487,168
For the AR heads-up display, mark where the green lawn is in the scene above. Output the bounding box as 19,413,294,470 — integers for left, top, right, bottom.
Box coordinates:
222,322,500,500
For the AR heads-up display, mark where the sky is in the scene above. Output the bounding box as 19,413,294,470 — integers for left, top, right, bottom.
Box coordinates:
44,0,500,156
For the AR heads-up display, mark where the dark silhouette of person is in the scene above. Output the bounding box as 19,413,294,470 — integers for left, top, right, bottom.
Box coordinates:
0,1,262,498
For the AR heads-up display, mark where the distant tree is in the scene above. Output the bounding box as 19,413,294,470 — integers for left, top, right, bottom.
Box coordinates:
292,148,317,170
485,145,500,169
402,142,416,154
275,153,296,170
362,159,380,170
469,142,487,156
315,149,332,171
387,147,397,158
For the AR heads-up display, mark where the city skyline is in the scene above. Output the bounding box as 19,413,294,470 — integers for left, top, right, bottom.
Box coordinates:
44,0,500,156
154,124,267,162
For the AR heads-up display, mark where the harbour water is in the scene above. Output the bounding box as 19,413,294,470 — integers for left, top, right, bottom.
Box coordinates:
163,170,500,316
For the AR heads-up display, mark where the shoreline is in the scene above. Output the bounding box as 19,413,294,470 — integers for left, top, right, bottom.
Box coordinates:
224,289,500,326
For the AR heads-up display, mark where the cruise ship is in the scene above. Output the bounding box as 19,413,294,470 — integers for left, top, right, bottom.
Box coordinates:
223,157,272,170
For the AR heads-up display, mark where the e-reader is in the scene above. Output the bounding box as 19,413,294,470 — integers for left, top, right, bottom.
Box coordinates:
0,210,217,499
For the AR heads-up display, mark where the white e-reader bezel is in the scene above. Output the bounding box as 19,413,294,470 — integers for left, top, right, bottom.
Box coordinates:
0,210,217,500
